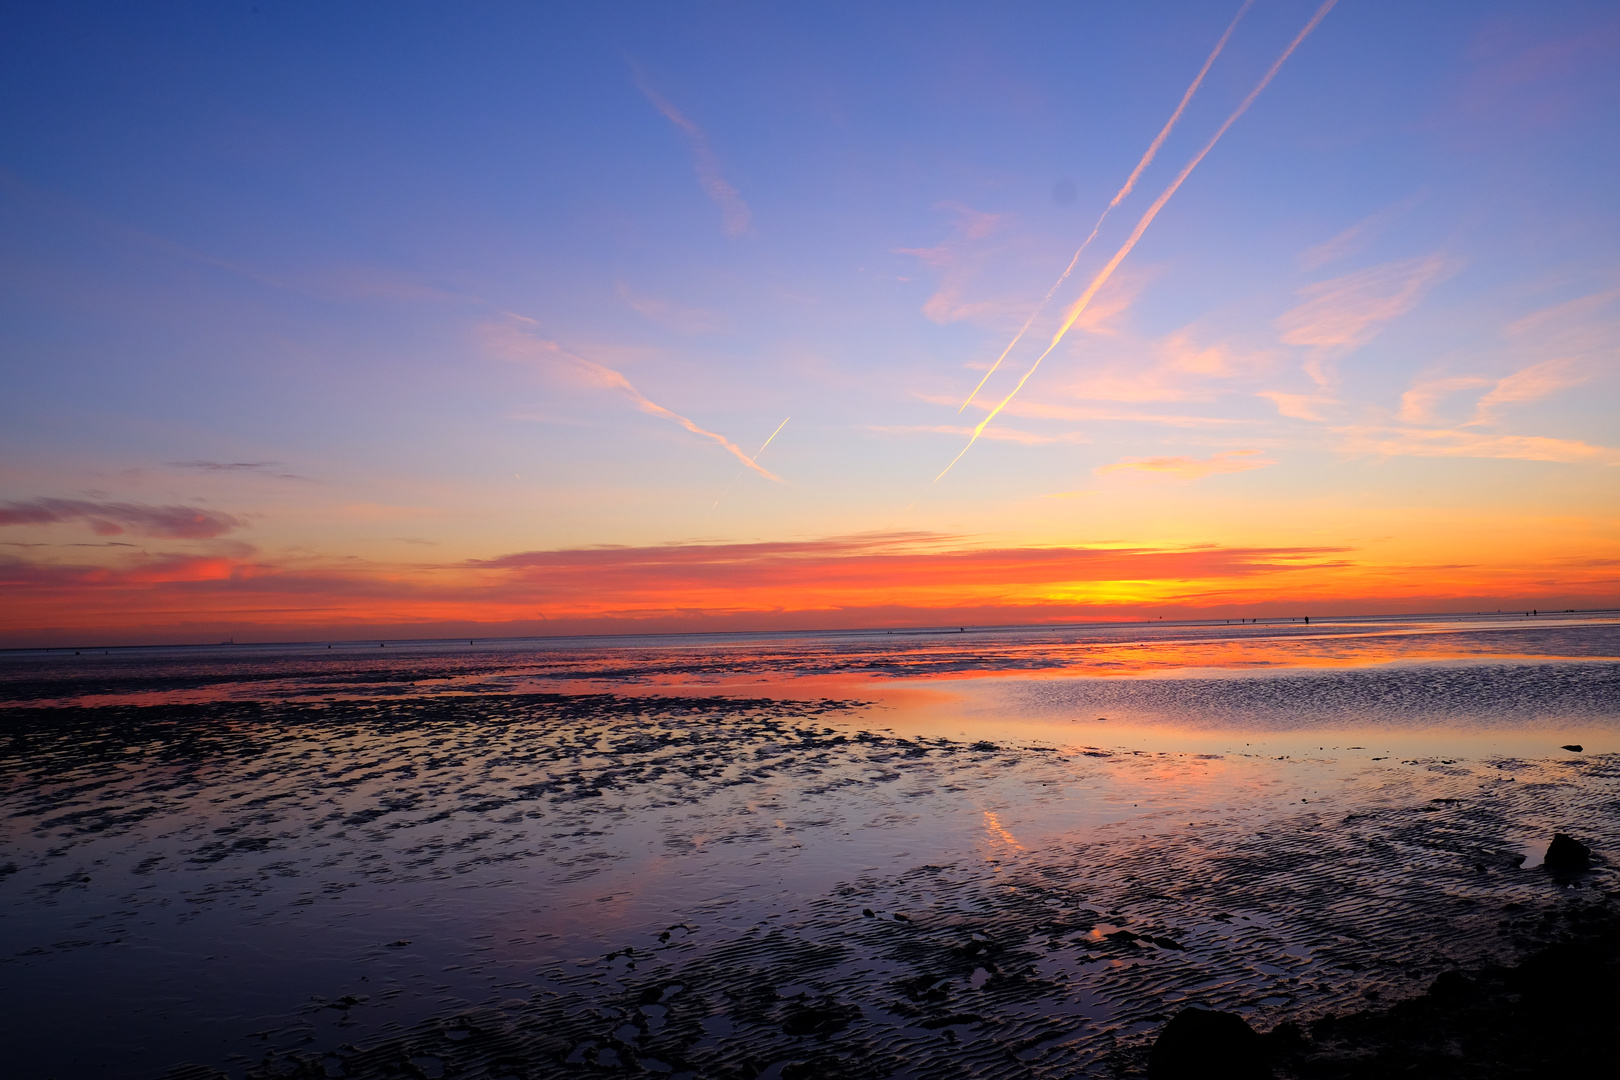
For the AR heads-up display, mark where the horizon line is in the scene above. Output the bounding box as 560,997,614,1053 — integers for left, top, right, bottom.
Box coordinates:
5,605,1618,654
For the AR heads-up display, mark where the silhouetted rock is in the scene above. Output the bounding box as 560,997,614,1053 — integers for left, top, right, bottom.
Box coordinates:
1561,744,1583,752
1262,1021,1306,1054
1148,1007,1269,1079
1544,833,1592,871
1269,902,1620,1076
1427,969,1478,1002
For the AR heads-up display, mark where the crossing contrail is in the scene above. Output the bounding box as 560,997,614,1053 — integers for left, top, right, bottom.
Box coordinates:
939,0,1338,481
958,0,1255,415
751,416,791,461
492,313,784,482
597,364,784,483
707,416,792,515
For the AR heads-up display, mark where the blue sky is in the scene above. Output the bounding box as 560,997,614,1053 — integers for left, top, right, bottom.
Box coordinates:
3,1,1618,641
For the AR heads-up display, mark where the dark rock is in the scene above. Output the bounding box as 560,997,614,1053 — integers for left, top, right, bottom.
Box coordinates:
1428,969,1478,1001
1544,833,1592,871
1561,744,1583,752
1148,1007,1269,1079
1265,911,1620,1076
1262,1021,1307,1053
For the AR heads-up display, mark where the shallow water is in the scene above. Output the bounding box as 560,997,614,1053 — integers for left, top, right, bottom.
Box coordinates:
1,614,1617,1078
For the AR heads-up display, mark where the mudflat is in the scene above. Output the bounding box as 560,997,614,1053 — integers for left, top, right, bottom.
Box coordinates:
1,615,1616,1078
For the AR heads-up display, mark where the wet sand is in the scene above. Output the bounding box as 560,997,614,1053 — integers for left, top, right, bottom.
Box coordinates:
2,615,1617,1077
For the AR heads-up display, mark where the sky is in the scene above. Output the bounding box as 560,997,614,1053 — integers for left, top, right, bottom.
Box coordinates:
2,0,1619,645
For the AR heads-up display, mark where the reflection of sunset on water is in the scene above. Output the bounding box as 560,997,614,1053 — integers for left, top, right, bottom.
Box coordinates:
4,0,1619,1073
982,809,1026,854
4,617,1617,1077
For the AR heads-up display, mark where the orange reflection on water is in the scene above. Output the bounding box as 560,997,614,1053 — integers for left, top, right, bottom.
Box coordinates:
981,810,1025,854
503,614,1620,692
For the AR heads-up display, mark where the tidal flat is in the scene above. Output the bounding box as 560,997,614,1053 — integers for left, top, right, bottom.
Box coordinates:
2,614,1617,1078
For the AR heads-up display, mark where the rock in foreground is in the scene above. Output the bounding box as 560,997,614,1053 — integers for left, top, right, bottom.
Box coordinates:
1148,1007,1269,1079
1544,832,1592,871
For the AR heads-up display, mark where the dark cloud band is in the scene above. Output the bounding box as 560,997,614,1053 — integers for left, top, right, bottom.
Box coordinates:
0,498,242,539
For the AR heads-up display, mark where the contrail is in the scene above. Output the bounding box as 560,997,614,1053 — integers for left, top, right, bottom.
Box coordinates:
958,0,1255,414
707,416,792,515
751,416,790,461
939,0,1337,481
495,314,784,482
596,362,785,483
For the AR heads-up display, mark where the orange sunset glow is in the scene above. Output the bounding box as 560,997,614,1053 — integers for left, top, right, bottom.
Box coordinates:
2,0,1617,645
4,529,1615,645
6,9,1620,1080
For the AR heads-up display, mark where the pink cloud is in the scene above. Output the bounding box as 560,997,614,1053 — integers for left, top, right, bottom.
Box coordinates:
1276,255,1454,367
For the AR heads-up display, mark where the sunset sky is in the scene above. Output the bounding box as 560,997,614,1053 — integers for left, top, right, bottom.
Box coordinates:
3,0,1619,645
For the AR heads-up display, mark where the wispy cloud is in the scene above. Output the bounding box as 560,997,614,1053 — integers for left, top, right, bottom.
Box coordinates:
617,282,727,334
1468,359,1591,424
485,315,783,483
895,202,1022,326
1276,253,1454,382
1397,377,1492,424
936,201,1003,241
1097,449,1275,479
632,68,753,236
1297,191,1425,271
0,498,244,539
1503,286,1620,341
1440,14,1620,137
1335,426,1620,465
1257,392,1335,421
1035,319,1275,405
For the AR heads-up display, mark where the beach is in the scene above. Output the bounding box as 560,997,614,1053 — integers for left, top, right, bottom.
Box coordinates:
2,614,1617,1078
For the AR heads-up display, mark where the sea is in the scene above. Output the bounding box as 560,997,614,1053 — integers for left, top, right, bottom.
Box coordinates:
2,611,1617,1078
